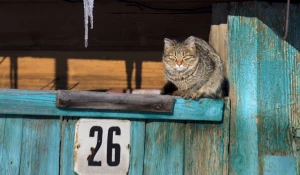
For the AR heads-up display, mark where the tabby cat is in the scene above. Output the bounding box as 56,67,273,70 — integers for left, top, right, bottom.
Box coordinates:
161,36,224,99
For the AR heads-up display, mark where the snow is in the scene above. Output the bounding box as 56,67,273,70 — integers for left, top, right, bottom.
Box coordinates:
83,0,94,48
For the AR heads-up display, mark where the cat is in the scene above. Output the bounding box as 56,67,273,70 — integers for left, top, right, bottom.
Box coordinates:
161,36,225,99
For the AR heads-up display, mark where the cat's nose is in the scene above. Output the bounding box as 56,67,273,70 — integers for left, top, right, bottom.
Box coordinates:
177,60,183,66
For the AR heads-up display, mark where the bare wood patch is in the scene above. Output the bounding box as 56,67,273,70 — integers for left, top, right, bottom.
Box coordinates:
57,90,174,113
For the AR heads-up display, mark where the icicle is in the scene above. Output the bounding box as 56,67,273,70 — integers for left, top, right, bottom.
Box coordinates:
83,0,94,48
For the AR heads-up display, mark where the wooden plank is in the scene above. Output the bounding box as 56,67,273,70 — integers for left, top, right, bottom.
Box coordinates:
57,90,174,113
228,2,259,174
0,51,166,90
143,120,185,174
60,117,78,175
228,2,300,174
255,2,299,174
18,116,61,175
128,120,145,175
263,155,296,175
184,98,230,175
209,3,229,79
0,115,23,175
0,89,224,121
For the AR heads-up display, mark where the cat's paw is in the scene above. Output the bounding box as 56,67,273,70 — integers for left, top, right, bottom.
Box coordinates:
190,91,204,100
172,90,191,99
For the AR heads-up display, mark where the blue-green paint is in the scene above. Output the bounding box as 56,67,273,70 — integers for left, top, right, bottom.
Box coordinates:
263,155,296,175
184,99,230,175
228,3,258,174
60,118,78,175
19,117,60,175
0,89,224,121
129,120,145,175
0,116,60,175
0,116,23,175
143,121,185,175
228,2,300,174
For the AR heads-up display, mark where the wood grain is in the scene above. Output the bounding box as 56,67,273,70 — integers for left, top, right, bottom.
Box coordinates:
228,2,300,174
209,3,229,79
57,90,175,113
143,120,185,175
0,115,61,175
0,89,224,121
184,98,230,175
0,51,166,90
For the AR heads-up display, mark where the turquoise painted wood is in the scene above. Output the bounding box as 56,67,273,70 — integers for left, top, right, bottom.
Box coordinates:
0,98,229,175
128,120,145,175
184,98,230,175
19,117,60,175
143,120,185,175
0,116,23,175
263,155,296,175
228,4,259,174
0,89,224,121
228,2,300,174
60,117,78,175
0,115,60,175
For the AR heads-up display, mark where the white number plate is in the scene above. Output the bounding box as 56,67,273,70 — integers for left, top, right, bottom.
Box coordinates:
74,119,131,175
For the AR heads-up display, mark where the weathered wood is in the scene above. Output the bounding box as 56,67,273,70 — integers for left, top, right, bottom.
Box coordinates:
143,120,185,174
57,90,175,113
209,3,229,79
184,98,230,175
0,115,61,175
0,89,224,121
0,51,166,90
263,155,296,175
228,2,300,174
60,117,78,175
0,116,23,175
128,120,146,175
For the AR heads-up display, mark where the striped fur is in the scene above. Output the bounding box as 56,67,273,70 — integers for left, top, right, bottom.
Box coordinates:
161,36,224,99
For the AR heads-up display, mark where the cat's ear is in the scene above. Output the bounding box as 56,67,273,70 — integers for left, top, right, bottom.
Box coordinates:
164,38,176,49
184,36,196,48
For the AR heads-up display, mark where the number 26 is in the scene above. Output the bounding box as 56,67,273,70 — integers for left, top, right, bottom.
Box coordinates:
88,126,121,167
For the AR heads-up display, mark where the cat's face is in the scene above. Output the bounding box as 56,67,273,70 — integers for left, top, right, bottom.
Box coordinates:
163,36,198,72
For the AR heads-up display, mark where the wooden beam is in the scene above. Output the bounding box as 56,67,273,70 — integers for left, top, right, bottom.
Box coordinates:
0,89,224,121
57,90,174,113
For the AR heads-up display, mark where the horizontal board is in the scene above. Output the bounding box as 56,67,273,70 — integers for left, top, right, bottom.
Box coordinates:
57,90,174,113
0,51,166,90
0,89,224,121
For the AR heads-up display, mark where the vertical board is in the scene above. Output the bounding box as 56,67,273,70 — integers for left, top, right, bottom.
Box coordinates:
184,99,230,175
228,3,259,174
19,116,61,175
255,3,296,172
0,115,60,175
0,116,23,175
60,117,78,175
228,2,300,174
129,120,145,175
263,155,296,175
143,121,185,175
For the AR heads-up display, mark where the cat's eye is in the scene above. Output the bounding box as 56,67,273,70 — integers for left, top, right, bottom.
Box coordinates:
167,56,176,60
184,56,194,60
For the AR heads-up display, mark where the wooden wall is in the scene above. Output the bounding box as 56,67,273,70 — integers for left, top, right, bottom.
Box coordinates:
0,51,166,90
228,2,300,174
0,0,230,90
